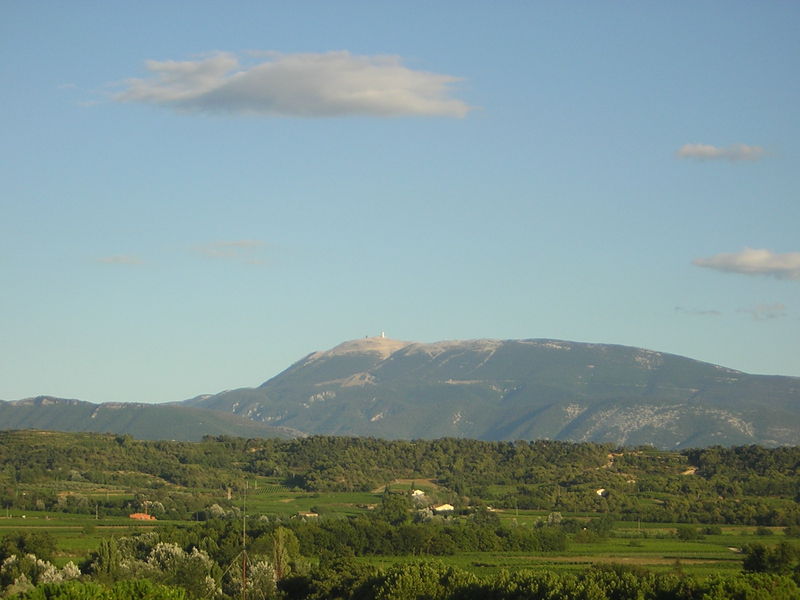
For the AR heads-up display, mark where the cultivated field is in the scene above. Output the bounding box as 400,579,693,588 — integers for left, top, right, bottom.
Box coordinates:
1,475,790,576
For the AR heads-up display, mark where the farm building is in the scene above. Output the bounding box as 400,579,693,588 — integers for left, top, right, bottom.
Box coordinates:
129,512,156,521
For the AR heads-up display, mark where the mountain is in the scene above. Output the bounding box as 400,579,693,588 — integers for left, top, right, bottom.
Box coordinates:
0,396,299,441
184,337,800,448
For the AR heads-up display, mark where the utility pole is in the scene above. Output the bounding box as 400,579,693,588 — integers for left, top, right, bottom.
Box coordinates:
242,480,248,600
220,480,250,600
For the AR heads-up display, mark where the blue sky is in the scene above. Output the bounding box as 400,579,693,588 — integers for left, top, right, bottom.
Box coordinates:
2,2,799,404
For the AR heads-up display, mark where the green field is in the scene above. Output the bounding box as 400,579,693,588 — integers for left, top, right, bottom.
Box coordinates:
1,481,793,576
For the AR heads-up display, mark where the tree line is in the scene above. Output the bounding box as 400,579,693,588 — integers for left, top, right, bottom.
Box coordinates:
2,432,799,526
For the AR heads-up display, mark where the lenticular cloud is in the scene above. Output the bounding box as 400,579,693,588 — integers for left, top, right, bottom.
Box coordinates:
693,248,800,280
114,51,472,118
676,143,765,161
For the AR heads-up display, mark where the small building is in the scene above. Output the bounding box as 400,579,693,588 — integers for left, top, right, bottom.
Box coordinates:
129,513,156,521
432,503,454,514
296,511,319,519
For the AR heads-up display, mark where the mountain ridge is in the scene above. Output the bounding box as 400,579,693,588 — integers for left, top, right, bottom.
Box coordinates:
185,337,800,448
0,395,300,441
4,337,798,447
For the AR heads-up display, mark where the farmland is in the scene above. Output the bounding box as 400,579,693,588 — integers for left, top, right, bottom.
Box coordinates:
0,491,789,576
0,431,798,598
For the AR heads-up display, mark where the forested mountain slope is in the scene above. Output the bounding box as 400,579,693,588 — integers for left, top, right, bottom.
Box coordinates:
0,396,297,441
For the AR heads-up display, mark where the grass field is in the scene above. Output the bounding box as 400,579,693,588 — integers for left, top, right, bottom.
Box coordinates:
355,529,757,577
0,512,163,565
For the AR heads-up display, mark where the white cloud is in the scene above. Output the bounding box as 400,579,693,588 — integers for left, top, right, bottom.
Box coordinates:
738,303,788,321
114,51,472,118
693,248,800,280
676,143,765,161
97,255,142,265
674,306,722,317
194,240,266,264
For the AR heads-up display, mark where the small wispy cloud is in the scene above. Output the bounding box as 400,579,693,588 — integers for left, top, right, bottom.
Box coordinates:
676,143,765,161
737,303,787,321
693,248,800,281
97,255,142,265
674,306,722,317
113,51,472,118
193,240,267,264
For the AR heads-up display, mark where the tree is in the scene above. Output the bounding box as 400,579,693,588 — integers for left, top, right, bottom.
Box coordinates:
8,579,189,599
703,573,800,600
372,562,476,600
0,533,57,563
271,527,301,581
224,557,276,600
377,492,412,526
0,553,80,591
675,525,702,541
743,542,800,576
86,538,123,583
